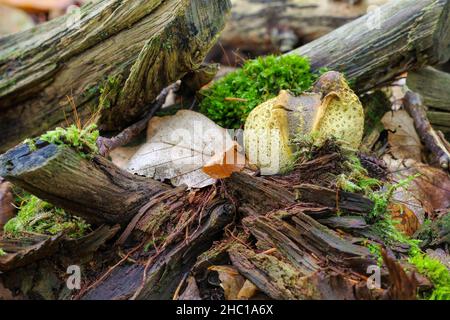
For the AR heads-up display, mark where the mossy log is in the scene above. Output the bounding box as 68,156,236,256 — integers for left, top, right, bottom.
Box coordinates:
0,141,170,225
227,209,379,300
289,0,450,92
0,0,231,153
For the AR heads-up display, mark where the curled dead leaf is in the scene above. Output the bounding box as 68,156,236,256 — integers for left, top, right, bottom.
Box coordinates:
202,142,245,179
384,156,450,223
208,265,245,300
381,110,424,162
127,110,235,189
388,202,420,236
237,280,258,300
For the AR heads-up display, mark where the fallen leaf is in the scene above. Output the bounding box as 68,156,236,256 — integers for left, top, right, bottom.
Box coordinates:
384,156,450,223
202,142,245,179
0,4,35,36
127,110,234,189
209,265,245,300
109,145,140,170
388,202,420,236
381,110,424,162
382,249,418,300
237,280,258,300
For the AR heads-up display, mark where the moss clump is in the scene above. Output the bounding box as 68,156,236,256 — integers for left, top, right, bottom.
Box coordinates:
0,248,6,256
39,124,99,157
98,75,122,110
199,54,323,128
408,247,450,300
4,194,90,239
23,138,37,151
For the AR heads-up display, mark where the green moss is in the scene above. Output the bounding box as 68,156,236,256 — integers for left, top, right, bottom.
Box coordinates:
333,153,449,299
336,154,382,196
39,124,99,157
98,75,122,110
199,54,324,128
409,247,450,300
0,248,6,256
367,243,383,266
23,138,37,151
3,194,90,239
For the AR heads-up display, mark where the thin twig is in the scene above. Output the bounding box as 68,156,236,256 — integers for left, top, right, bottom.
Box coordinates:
97,81,181,156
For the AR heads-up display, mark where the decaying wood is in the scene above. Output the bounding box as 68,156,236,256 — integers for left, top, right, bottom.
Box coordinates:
403,91,450,170
294,184,374,215
217,0,387,56
81,199,234,300
0,0,231,153
0,141,169,225
289,0,450,92
227,208,381,300
0,225,120,299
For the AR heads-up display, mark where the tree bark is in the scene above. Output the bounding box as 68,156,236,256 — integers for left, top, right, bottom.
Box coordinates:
0,141,170,225
289,0,450,92
0,0,231,153
407,67,450,134
407,67,450,112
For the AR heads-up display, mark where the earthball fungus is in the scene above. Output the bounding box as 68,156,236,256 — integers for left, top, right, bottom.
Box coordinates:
244,71,364,175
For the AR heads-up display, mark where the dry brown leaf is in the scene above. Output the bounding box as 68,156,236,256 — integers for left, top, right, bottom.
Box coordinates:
127,110,234,189
388,202,420,236
384,156,450,222
237,280,258,300
109,145,140,170
381,110,424,162
382,249,418,300
209,265,245,300
202,142,245,179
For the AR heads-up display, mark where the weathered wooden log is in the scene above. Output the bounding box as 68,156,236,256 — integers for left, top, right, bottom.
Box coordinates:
216,0,387,57
295,184,374,214
0,141,169,225
0,0,231,153
407,67,450,135
407,67,450,113
289,0,450,92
